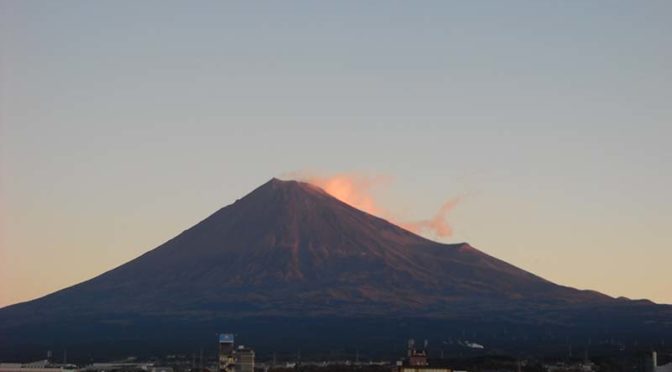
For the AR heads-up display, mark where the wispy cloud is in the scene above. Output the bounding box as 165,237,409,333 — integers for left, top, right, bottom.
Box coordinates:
286,171,459,239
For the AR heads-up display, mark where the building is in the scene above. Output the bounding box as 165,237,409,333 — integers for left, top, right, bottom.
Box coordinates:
235,346,254,372
544,362,595,372
0,360,78,372
648,352,672,372
398,339,452,372
83,363,159,372
219,334,235,372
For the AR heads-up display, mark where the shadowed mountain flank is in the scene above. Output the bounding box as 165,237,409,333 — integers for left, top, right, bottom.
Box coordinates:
1,179,670,359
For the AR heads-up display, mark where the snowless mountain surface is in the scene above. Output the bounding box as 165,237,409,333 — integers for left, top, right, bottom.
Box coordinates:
1,179,670,359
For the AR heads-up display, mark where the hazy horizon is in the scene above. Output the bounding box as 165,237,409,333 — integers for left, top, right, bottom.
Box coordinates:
1,1,670,307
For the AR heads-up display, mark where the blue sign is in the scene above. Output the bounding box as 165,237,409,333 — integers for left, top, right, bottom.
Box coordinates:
219,333,234,343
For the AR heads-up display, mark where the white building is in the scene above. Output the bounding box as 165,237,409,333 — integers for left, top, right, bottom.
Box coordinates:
0,360,77,372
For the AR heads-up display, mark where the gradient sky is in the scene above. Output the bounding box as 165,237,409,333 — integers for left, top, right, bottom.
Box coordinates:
1,1,670,307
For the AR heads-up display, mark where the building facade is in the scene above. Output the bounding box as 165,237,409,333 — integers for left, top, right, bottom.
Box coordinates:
219,334,235,372
235,347,254,372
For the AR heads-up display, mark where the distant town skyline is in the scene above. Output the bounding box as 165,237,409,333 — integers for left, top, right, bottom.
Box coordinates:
1,1,670,307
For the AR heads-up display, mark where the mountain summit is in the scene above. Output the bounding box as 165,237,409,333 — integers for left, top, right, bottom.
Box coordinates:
1,178,670,359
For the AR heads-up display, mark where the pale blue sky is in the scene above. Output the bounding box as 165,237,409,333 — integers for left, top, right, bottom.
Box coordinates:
1,1,670,306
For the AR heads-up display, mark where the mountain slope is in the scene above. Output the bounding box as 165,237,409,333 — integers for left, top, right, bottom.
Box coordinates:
1,178,609,320
1,178,670,359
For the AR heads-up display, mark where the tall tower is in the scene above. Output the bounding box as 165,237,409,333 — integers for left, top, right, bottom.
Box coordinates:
219,334,235,372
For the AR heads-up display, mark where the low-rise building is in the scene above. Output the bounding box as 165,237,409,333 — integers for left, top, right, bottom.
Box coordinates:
235,346,254,372
0,360,78,372
398,340,453,372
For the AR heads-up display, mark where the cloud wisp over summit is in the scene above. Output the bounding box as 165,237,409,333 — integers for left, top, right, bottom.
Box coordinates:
288,171,459,239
